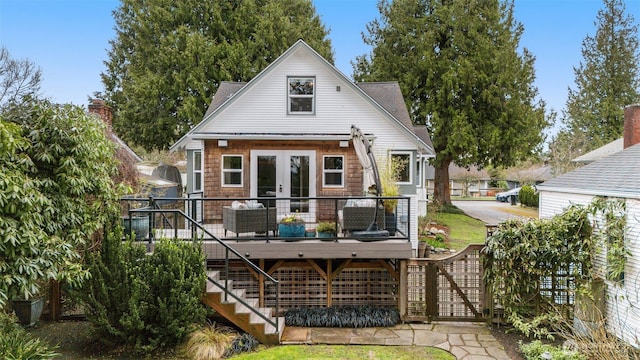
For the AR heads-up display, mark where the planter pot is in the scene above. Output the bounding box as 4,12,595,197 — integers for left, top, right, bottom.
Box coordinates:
385,212,397,236
279,223,305,240
122,215,150,240
418,241,430,258
11,297,44,327
317,232,335,240
305,230,316,237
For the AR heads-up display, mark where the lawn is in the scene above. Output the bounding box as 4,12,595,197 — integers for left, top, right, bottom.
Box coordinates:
229,345,454,360
431,211,487,250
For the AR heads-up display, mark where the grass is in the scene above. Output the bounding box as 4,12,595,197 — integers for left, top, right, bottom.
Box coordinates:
432,212,487,250
228,345,454,360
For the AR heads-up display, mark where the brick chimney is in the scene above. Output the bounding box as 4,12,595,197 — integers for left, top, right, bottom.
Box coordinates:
88,99,112,130
623,104,640,149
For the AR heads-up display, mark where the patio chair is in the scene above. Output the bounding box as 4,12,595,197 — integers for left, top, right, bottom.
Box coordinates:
339,199,385,234
223,206,278,238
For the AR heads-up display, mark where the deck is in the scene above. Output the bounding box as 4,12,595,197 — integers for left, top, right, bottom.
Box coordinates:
148,226,413,259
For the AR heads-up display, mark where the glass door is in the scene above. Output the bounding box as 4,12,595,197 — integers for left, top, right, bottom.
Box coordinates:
251,150,316,221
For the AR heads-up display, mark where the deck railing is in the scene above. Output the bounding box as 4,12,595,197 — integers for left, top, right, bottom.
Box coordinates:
126,205,280,332
120,195,411,242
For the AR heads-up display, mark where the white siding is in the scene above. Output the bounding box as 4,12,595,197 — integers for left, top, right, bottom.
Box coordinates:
607,199,640,348
540,190,640,348
538,190,594,219
200,48,417,151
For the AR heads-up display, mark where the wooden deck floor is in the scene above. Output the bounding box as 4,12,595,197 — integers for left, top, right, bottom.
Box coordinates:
149,225,413,259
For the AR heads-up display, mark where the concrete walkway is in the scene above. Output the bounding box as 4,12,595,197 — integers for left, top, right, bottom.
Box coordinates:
281,322,512,360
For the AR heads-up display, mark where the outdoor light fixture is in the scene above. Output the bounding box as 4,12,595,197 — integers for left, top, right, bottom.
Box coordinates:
218,139,228,147
339,140,349,148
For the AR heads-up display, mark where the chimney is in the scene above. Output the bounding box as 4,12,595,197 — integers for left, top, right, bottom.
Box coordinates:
623,104,640,149
88,99,112,130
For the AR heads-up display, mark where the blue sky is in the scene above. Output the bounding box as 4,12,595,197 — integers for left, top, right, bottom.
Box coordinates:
1,0,638,136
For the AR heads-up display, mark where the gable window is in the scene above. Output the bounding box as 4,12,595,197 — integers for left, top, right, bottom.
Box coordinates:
390,152,412,184
288,77,315,114
323,155,344,187
193,150,203,192
222,155,243,187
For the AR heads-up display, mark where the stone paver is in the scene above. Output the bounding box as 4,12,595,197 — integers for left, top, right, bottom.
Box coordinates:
281,322,512,359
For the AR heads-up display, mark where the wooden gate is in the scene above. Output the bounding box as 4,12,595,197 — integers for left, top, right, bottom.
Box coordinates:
400,244,487,322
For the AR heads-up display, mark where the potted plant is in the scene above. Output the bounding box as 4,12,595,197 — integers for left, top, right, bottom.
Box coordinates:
316,221,337,240
379,156,405,236
121,195,150,241
11,281,45,327
279,213,305,239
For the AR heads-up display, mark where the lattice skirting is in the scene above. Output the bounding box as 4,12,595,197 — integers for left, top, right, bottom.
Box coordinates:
207,259,399,314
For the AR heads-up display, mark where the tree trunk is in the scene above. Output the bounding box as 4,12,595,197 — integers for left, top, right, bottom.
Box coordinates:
433,159,452,205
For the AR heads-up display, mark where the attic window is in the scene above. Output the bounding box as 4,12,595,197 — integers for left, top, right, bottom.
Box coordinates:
288,77,315,114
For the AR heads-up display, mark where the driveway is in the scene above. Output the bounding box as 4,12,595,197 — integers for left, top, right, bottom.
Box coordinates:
452,200,538,225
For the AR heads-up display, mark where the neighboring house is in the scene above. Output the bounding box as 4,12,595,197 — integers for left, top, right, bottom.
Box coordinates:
171,40,434,245
572,137,624,164
88,99,142,164
537,104,640,348
504,164,551,189
425,164,492,197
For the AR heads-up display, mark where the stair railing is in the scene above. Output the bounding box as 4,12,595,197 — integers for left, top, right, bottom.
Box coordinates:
128,206,280,332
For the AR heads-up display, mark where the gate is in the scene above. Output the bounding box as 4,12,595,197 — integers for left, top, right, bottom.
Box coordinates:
400,244,487,322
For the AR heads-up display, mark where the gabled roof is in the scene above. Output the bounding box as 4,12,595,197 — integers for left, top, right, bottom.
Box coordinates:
538,143,640,198
203,82,246,118
171,40,433,154
572,137,623,163
356,82,433,153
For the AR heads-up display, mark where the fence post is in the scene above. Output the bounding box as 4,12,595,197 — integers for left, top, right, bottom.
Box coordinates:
426,262,438,322
399,260,407,319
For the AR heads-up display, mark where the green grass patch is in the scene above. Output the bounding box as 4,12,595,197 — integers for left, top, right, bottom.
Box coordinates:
430,212,487,250
228,345,454,360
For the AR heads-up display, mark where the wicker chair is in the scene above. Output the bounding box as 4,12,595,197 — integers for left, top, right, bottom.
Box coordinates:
340,200,385,233
223,206,278,237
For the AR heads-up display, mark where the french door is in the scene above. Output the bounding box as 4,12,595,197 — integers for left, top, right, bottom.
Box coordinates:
250,150,316,221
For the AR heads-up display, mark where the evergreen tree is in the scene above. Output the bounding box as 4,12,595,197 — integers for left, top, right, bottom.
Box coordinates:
354,0,549,204
564,0,640,151
103,0,333,151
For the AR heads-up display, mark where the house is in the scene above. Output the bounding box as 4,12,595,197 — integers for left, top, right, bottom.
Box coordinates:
425,164,493,197
572,137,624,164
537,104,640,348
171,40,434,246
166,40,439,342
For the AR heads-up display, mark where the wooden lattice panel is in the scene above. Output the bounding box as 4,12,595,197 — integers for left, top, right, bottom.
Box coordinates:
402,245,485,322
437,250,483,319
332,267,397,307
265,265,327,311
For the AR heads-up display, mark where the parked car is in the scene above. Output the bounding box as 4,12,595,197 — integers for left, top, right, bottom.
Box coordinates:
496,187,521,203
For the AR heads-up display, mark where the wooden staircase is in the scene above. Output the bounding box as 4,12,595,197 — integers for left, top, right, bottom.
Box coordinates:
202,271,285,345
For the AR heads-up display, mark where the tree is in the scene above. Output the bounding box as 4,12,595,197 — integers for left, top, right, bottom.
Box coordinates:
103,0,334,151
547,129,588,176
354,0,549,205
0,100,120,308
564,0,640,151
0,46,42,110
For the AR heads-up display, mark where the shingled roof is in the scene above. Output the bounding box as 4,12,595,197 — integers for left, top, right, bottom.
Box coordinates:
538,142,640,198
201,80,434,152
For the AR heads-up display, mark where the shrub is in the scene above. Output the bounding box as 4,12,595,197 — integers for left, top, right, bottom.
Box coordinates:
518,185,539,208
519,340,584,360
1,100,120,308
0,312,58,359
78,220,207,354
285,305,400,328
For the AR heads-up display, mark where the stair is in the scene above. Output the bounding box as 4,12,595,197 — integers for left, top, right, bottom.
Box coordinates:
202,271,285,345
